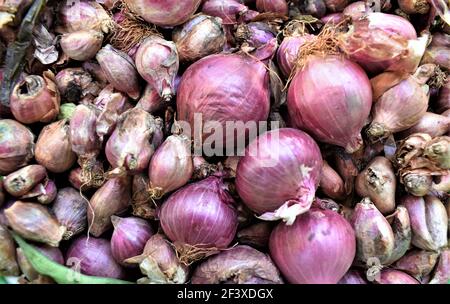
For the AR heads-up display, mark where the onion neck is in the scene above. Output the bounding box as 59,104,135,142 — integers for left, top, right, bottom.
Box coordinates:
367,123,388,142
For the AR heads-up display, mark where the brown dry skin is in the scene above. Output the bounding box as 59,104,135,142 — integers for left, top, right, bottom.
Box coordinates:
174,242,221,266
423,136,450,169
398,0,430,14
0,225,19,276
386,206,412,264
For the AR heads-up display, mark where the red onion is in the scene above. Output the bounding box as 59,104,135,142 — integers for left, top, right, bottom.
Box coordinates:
96,45,141,99
319,161,345,201
387,206,412,264
270,207,356,284
55,68,100,104
338,269,367,284
255,0,288,14
298,0,327,18
277,35,315,78
136,84,164,114
177,53,270,151
202,0,249,25
401,195,448,251
236,129,322,225
0,225,19,276
35,120,77,173
105,108,162,174
374,269,420,284
192,245,283,284
288,55,372,153
0,119,34,175
429,249,450,284
135,36,179,102
160,176,238,264
324,0,348,12
124,0,202,27
351,198,395,265
10,71,60,124
88,175,132,237
52,187,87,240
400,112,450,138
437,79,450,113
422,46,450,70
110,216,153,266
236,22,276,50
148,135,193,198
173,14,226,62
395,250,439,279
3,165,47,197
60,30,104,61
66,236,125,279
237,221,273,249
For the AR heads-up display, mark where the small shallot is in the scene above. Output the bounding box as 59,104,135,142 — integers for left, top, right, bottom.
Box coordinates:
3,165,47,197
52,188,87,240
60,30,104,61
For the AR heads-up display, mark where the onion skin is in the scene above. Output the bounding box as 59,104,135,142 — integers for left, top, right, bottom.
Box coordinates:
66,236,125,279
429,249,450,284
10,71,60,124
431,32,450,48
398,0,430,14
395,250,439,280
22,179,58,205
270,207,356,284
35,120,77,173
351,198,395,265
58,0,112,34
423,136,450,169
298,0,327,18
277,35,315,78
173,14,226,62
386,206,412,265
192,245,283,284
60,30,104,61
136,84,163,114
400,112,450,138
3,165,47,197
96,45,141,99
437,79,449,113
52,188,87,240
105,108,162,174
255,0,288,14
320,161,345,201
5,201,65,247
236,129,322,225
0,225,19,276
421,46,450,70
0,120,35,175
88,176,132,237
342,1,366,19
338,269,367,284
237,222,273,249
355,157,396,214
288,55,372,153
135,36,179,102
324,0,348,12
148,135,193,197
401,195,448,251
202,0,249,25
177,54,270,149
110,216,153,266
160,176,238,252
374,269,420,284
55,68,99,104
124,0,201,27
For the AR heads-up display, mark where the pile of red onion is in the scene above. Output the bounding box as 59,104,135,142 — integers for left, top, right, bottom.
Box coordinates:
0,0,449,286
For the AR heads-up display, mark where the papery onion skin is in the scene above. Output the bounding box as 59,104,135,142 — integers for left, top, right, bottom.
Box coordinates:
66,236,125,279
124,0,202,27
338,269,367,284
21,179,58,205
320,161,345,201
0,225,19,276
429,249,450,284
375,269,420,284
398,0,430,14
55,68,99,104
148,135,193,197
423,136,450,169
255,0,288,14
52,187,87,240
173,14,226,62
110,216,153,266
35,120,77,173
287,55,372,153
202,0,249,25
192,245,283,284
10,71,60,124
395,250,439,279
160,176,238,250
96,45,141,99
270,207,356,284
60,30,104,61
0,120,35,175
236,128,322,225
88,175,132,237
177,54,270,150
355,156,396,214
5,201,65,247
350,198,395,265
277,35,315,78
400,112,450,138
135,36,179,102
3,165,47,197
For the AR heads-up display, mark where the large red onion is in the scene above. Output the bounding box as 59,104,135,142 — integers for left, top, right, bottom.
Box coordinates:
110,216,153,266
160,176,238,263
52,187,87,240
177,53,270,151
66,236,125,279
236,129,322,225
192,245,283,284
148,134,193,198
269,207,356,284
124,0,202,27
0,119,35,175
277,34,315,78
287,55,372,153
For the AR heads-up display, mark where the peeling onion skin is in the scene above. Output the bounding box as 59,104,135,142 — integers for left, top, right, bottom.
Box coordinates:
338,269,367,284
355,156,396,214
374,269,420,284
236,129,322,225
177,54,270,150
395,250,439,280
124,0,202,27
160,176,238,250
52,187,87,240
192,245,283,284
270,208,356,284
0,120,35,175
287,55,372,154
